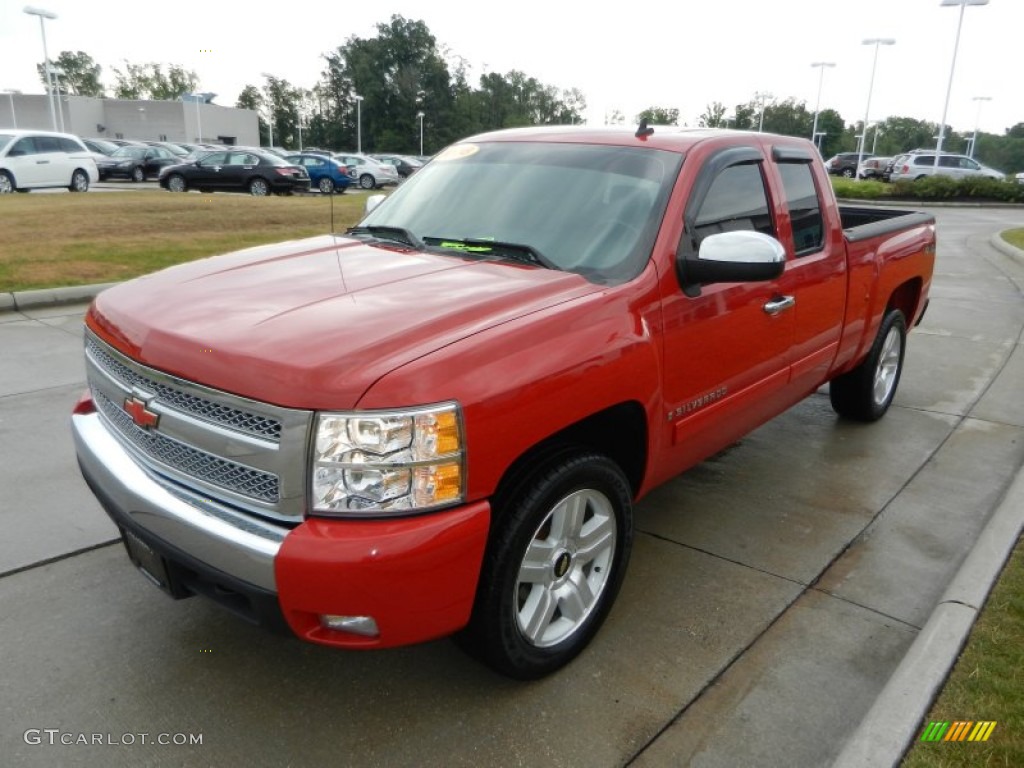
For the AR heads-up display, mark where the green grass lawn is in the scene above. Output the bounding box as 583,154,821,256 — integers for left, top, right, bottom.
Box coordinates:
901,538,1023,767
0,191,367,292
1002,229,1024,251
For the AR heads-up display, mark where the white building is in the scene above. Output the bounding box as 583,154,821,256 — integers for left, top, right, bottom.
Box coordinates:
1,93,258,146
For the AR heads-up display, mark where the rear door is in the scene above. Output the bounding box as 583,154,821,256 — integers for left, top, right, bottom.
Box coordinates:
769,146,846,395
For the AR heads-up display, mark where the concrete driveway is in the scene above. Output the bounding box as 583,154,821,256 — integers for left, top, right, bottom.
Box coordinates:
1,207,1022,767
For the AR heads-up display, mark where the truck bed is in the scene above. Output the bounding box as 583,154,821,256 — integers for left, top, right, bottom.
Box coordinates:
840,205,935,243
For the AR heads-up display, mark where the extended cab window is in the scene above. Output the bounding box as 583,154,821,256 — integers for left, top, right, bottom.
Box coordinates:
692,163,775,244
776,162,823,256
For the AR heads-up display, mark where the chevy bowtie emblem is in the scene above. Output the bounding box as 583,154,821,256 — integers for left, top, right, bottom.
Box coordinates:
124,396,159,430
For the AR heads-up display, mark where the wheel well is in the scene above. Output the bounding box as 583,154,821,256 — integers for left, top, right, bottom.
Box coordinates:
886,278,923,325
493,402,648,505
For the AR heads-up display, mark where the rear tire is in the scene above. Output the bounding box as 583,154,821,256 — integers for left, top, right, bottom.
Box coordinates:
249,177,270,196
0,171,14,194
829,309,906,422
69,169,90,192
318,177,335,194
359,173,375,190
131,166,145,183
842,168,855,179
457,451,633,679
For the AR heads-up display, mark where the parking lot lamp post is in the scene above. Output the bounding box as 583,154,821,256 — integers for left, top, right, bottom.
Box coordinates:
968,95,991,158
23,5,58,131
260,72,275,149
810,62,835,143
857,38,895,181
354,94,364,153
813,131,827,151
754,91,772,132
417,111,424,156
3,89,17,128
934,0,989,168
48,65,65,132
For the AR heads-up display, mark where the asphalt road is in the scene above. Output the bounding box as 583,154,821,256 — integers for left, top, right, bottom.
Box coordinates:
1,207,1022,767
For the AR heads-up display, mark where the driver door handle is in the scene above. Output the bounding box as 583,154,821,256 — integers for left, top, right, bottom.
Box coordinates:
763,295,795,316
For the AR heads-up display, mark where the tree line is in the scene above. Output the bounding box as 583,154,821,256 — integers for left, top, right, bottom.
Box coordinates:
35,16,1023,172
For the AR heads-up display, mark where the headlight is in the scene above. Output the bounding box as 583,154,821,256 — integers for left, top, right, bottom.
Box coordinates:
312,403,464,516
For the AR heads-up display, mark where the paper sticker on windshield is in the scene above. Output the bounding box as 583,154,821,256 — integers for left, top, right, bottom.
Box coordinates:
435,144,479,162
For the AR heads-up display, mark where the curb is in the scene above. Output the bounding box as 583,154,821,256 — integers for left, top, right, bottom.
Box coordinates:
990,233,1024,266
832,440,1024,767
0,282,118,314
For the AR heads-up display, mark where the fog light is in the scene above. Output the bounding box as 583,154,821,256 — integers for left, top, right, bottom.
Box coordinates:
319,614,380,637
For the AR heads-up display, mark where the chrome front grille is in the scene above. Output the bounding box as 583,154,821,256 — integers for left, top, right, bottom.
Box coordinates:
85,337,282,441
94,390,280,503
85,331,312,522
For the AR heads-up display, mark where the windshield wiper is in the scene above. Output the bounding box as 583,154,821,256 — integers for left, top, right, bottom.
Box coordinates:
346,225,424,250
424,237,558,270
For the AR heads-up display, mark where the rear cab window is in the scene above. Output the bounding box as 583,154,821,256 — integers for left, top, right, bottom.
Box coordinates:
775,161,824,256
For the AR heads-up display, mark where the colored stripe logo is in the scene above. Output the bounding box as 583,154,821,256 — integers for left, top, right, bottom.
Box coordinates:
920,721,997,742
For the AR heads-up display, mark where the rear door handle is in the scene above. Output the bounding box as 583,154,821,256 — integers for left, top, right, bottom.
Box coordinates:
763,295,795,316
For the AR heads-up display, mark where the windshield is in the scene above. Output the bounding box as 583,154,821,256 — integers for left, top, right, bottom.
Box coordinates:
112,147,144,158
360,141,681,284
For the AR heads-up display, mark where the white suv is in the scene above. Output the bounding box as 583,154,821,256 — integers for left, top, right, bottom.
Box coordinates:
889,152,1005,182
0,129,99,193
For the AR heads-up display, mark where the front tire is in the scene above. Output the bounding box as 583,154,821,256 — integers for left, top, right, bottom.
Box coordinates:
458,451,633,679
0,171,15,194
830,309,907,422
167,174,187,193
131,166,145,183
69,169,90,192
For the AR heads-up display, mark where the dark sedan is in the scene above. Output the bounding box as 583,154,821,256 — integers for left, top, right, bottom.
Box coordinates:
159,150,310,196
97,146,181,182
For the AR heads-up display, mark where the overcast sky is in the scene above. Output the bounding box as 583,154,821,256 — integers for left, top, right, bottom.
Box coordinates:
1,0,1020,137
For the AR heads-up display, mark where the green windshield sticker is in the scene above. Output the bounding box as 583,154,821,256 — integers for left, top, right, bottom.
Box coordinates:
439,241,493,253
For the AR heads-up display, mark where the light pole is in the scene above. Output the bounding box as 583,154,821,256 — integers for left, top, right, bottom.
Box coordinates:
968,95,991,158
813,131,827,151
23,5,58,131
417,111,424,156
48,64,65,132
354,94,364,153
2,89,18,128
857,38,895,180
934,0,989,168
810,62,835,143
754,91,773,132
260,72,275,148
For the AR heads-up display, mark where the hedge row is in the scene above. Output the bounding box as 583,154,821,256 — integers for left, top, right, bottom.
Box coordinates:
832,175,1024,203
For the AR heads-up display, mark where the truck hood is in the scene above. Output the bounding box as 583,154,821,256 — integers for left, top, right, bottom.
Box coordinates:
88,234,599,409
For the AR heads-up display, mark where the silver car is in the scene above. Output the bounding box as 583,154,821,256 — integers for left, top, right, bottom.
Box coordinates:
333,152,401,190
889,152,1005,182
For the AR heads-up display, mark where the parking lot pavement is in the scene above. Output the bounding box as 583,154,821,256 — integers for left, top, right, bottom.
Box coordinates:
0,207,1021,767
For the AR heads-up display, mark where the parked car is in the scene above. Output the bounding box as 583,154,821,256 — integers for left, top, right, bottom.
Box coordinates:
332,152,401,189
283,153,355,194
74,128,937,679
825,152,873,178
372,153,423,178
889,152,1006,182
159,149,310,196
0,129,97,193
97,145,182,182
142,140,190,158
81,137,121,156
858,156,892,180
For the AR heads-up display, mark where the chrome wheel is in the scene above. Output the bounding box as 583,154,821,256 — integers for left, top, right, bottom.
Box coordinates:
249,177,270,196
515,488,617,647
167,175,186,193
873,325,903,407
359,173,375,190
0,172,13,194
318,177,334,194
131,166,145,183
70,170,89,192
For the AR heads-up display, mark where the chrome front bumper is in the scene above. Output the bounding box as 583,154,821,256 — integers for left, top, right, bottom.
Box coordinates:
72,410,287,592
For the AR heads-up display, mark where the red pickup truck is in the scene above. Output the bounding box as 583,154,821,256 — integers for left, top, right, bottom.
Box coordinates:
72,127,935,679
